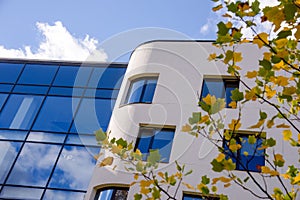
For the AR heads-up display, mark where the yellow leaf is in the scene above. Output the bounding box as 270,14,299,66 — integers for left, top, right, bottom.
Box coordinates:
265,85,276,99
212,4,223,12
130,181,137,186
99,156,114,167
111,144,121,154
233,52,242,62
158,172,164,179
243,151,249,156
229,143,241,152
202,94,216,106
224,183,231,188
212,177,220,185
140,180,154,187
245,89,257,101
248,119,265,129
181,124,192,132
253,32,269,48
183,182,195,190
199,115,209,123
134,173,139,180
269,170,280,176
219,176,232,183
261,166,271,173
228,101,237,109
292,173,300,184
245,71,257,79
135,149,142,156
140,187,150,195
267,119,274,128
273,60,284,70
274,154,284,163
216,153,225,162
275,38,288,49
276,123,290,128
228,119,241,130
281,173,290,179
295,25,300,40
282,130,292,141
276,76,289,87
298,133,300,144
208,53,217,61
263,52,272,60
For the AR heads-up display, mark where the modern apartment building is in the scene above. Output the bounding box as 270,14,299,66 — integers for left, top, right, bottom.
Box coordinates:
0,41,297,200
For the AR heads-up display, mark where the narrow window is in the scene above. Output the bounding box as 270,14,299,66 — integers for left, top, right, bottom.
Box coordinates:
201,78,239,108
223,131,265,172
125,77,158,104
94,187,128,200
135,125,175,163
183,193,220,200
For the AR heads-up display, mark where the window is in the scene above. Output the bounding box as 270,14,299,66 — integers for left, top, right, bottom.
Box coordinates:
94,187,128,200
125,77,158,104
201,77,239,108
0,63,23,83
223,132,265,172
183,193,220,200
135,125,175,162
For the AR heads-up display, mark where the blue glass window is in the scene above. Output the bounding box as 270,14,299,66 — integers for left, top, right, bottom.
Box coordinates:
183,194,220,200
32,96,80,132
49,146,98,190
0,93,8,111
27,132,66,143
0,84,13,93
85,88,119,99
94,187,129,200
135,126,175,162
0,94,43,130
125,77,158,104
201,78,239,108
71,98,115,133
48,87,84,97
13,85,49,95
18,64,58,85
0,141,22,184
89,67,126,89
223,133,264,172
7,143,60,186
53,66,92,87
0,63,23,83
43,190,85,200
0,186,43,199
0,130,27,140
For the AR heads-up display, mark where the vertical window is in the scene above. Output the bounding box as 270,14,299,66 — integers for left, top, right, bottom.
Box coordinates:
125,77,158,104
135,125,175,162
183,193,220,200
223,132,265,172
94,187,128,200
201,78,239,108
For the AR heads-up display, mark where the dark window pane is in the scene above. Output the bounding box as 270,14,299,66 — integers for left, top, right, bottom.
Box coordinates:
33,96,80,132
152,129,175,162
49,146,98,190
0,130,27,140
95,188,129,200
0,84,13,93
13,85,49,95
7,143,60,186
183,194,219,200
0,93,8,110
43,190,85,200
18,64,58,85
89,67,126,89
0,94,43,130
142,79,157,103
126,79,145,104
0,141,22,183
53,66,92,87
49,87,84,97
0,186,43,199
85,88,119,99
72,98,115,133
0,63,23,83
27,132,66,143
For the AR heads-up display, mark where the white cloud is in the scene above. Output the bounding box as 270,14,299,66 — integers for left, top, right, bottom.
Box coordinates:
0,21,107,61
200,24,209,35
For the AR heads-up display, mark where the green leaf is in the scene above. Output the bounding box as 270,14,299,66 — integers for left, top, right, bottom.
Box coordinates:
188,112,201,125
271,55,281,64
252,0,260,14
201,186,210,195
201,175,210,185
259,59,272,70
175,161,182,171
248,135,257,144
231,88,244,101
265,137,276,147
228,2,238,13
152,187,161,199
134,193,142,200
217,22,229,36
184,169,193,176
284,3,297,21
95,129,107,142
260,111,267,120
116,138,127,148
147,150,161,165
277,30,292,40
211,159,224,172
243,177,250,183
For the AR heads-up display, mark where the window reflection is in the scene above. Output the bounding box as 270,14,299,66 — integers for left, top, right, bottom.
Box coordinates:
0,95,43,130
0,93,8,111
0,141,22,184
89,67,126,89
49,145,98,190
33,96,80,132
53,66,92,87
43,189,85,200
0,63,23,83
94,187,129,200
27,132,66,143
0,186,43,199
7,143,60,186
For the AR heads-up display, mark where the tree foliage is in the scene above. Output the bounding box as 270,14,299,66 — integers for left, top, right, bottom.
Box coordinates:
95,0,300,199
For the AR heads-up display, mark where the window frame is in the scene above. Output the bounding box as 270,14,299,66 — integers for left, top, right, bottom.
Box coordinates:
223,130,265,172
134,124,176,163
123,75,158,105
94,185,129,200
200,75,239,108
182,191,221,200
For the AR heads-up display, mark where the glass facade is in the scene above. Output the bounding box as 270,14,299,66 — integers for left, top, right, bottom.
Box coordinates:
0,60,126,199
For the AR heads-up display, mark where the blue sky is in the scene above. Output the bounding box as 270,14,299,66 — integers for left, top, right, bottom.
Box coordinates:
0,0,218,61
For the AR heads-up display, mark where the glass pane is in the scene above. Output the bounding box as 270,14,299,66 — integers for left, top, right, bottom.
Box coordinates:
53,66,92,87
137,128,153,160
0,63,23,83
7,143,60,186
66,134,99,146
201,79,224,99
85,88,119,99
49,146,98,190
0,93,8,110
18,64,58,85
141,79,157,103
48,87,84,97
95,188,128,200
126,79,145,104
43,189,85,200
0,94,43,130
0,84,13,93
33,96,80,132
27,132,66,143
13,85,49,95
152,129,175,162
89,67,126,89
0,141,22,183
72,98,115,133
0,130,27,140
0,186,43,199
